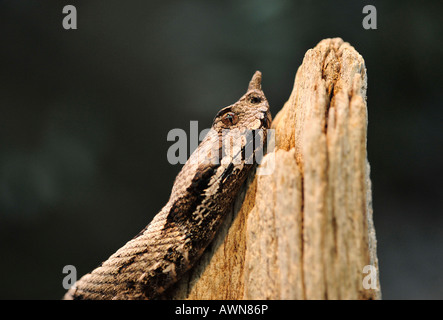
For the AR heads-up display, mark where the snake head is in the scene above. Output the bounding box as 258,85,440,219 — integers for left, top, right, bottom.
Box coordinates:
212,71,272,133
207,71,273,166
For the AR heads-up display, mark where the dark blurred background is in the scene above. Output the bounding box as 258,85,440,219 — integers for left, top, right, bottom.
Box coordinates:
0,0,442,299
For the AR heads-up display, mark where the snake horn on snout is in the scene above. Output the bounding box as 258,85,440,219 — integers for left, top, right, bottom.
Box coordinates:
248,71,262,90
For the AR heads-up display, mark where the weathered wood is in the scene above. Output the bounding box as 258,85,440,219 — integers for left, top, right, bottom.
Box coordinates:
164,38,381,300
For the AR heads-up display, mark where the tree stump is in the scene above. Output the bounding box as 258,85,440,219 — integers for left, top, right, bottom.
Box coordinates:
163,38,381,300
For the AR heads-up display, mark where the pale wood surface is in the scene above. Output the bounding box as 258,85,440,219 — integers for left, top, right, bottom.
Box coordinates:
163,38,381,300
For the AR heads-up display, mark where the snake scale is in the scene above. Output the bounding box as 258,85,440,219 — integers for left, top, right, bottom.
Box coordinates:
64,71,272,300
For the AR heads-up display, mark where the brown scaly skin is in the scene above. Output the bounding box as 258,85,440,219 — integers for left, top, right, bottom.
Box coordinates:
64,71,272,300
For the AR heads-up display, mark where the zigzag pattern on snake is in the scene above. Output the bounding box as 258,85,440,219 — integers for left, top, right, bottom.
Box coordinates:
64,71,272,300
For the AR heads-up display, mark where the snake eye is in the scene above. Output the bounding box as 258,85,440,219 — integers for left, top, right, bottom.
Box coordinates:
249,95,262,104
221,112,239,126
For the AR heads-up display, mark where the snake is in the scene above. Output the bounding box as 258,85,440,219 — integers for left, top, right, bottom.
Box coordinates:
63,71,272,300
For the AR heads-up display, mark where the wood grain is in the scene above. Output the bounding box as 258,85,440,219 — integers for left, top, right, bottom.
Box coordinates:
164,38,381,300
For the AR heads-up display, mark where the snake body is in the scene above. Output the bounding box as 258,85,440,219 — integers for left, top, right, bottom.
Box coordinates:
64,71,271,300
